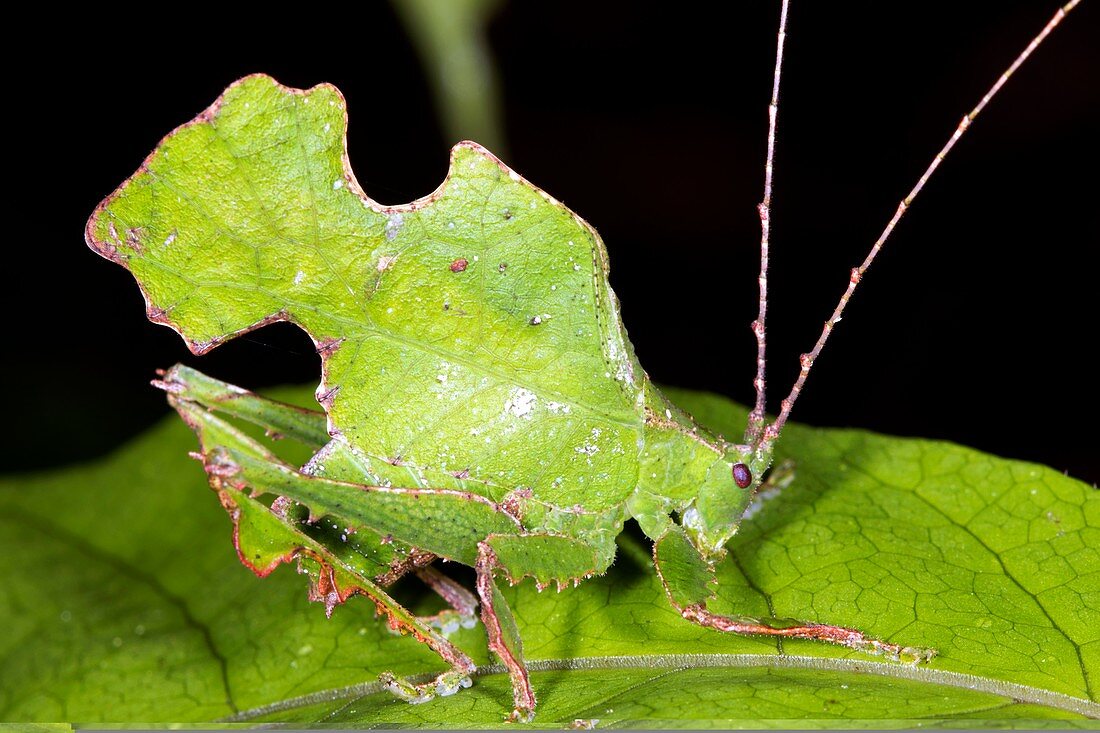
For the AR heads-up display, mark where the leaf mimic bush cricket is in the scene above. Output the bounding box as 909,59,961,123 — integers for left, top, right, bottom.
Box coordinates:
85,1,1081,722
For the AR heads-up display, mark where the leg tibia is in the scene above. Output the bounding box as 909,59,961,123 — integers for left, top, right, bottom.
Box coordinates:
680,605,935,663
476,542,536,723
474,532,616,722
307,561,477,702
654,526,935,663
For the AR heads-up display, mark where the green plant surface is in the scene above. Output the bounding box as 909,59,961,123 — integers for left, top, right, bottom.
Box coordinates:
0,386,1096,726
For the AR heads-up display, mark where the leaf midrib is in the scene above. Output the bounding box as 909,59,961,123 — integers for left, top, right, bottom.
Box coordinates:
221,652,1100,722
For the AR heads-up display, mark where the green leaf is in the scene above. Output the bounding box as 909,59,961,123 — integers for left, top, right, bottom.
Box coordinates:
1,386,1096,726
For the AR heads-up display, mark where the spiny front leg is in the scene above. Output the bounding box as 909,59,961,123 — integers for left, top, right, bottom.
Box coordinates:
653,526,936,663
677,606,935,663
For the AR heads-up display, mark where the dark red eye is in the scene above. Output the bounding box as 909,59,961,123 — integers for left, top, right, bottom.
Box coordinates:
732,463,752,489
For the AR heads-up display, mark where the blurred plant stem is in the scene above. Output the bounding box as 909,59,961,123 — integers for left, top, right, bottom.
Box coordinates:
393,0,508,156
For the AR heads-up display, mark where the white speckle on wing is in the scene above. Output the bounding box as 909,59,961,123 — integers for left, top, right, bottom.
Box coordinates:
504,388,537,418
333,178,344,190
385,213,404,240
603,306,637,386
293,270,305,285
547,401,572,415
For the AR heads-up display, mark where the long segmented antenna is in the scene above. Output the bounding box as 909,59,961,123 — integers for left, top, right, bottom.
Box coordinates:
745,0,791,445
759,1,1081,448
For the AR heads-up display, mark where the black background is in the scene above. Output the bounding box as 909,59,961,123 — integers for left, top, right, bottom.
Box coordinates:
8,2,1097,481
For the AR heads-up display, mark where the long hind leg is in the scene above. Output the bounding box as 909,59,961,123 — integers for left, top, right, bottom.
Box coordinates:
154,363,330,446
173,392,479,703
159,365,479,628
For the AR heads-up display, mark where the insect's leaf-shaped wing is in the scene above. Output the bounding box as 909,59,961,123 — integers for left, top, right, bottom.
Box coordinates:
86,75,644,510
